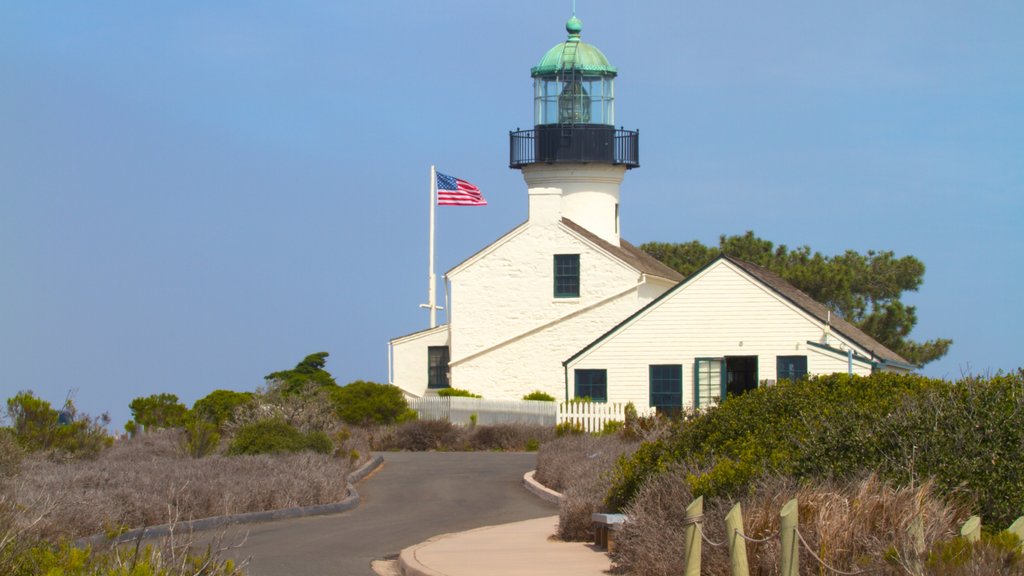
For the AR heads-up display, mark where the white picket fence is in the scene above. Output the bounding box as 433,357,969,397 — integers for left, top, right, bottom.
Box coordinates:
410,397,556,426
557,401,656,433
409,397,654,431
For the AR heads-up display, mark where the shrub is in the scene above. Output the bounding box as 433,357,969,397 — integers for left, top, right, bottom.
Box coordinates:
522,391,556,402
607,372,946,510
331,381,415,425
386,419,463,451
4,391,111,457
535,434,641,541
227,419,332,455
128,393,189,433
467,424,553,451
435,388,481,398
182,418,220,458
191,390,254,428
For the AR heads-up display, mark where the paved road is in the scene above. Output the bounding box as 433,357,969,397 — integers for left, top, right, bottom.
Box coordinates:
219,452,557,576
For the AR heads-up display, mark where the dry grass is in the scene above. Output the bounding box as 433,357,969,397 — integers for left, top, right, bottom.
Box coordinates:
4,430,357,541
368,420,555,452
611,470,986,576
534,434,642,541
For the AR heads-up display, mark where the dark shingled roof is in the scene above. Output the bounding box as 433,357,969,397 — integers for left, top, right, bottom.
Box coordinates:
723,255,909,365
561,218,684,282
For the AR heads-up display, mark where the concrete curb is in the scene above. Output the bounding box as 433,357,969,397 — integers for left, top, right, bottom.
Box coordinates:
522,470,563,504
77,454,384,547
398,532,452,576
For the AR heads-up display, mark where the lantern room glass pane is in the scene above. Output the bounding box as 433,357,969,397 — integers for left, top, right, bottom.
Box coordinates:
534,75,614,126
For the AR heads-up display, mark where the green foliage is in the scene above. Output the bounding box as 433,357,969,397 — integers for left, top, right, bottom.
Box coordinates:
600,420,624,435
641,232,952,365
227,419,332,455
435,388,482,398
192,390,254,428
264,351,337,394
5,391,111,457
523,391,556,402
330,381,415,426
183,418,220,458
3,540,243,576
607,371,1024,526
525,438,541,452
555,421,585,437
128,393,188,432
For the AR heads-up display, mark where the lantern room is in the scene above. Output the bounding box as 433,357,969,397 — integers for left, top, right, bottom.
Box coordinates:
510,15,638,169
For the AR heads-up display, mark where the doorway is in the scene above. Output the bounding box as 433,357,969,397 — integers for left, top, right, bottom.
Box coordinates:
725,356,759,398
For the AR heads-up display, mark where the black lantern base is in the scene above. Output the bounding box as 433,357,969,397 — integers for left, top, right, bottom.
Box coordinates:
510,125,639,169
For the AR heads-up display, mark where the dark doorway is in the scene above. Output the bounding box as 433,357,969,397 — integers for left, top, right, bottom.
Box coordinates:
725,356,759,398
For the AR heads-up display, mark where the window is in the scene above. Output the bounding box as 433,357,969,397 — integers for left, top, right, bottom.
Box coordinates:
694,358,724,408
574,369,607,402
427,346,450,389
776,355,808,382
649,365,682,416
554,254,580,298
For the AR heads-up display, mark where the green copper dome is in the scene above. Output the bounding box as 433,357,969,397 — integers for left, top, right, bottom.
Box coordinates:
530,16,617,78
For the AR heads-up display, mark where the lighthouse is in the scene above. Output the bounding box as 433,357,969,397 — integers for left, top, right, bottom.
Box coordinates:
389,14,680,401
510,15,639,246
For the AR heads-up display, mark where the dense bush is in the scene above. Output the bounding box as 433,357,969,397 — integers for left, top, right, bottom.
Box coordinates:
522,391,556,402
608,370,1024,527
192,390,255,428
227,419,332,455
127,393,189,433
435,388,482,398
4,391,111,457
330,381,416,425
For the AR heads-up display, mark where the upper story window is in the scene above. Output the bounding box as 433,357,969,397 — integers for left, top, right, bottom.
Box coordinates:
554,254,580,298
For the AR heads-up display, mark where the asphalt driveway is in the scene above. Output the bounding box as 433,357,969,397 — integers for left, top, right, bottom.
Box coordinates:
220,452,557,576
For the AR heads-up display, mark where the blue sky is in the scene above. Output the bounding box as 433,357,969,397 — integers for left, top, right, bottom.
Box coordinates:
2,2,1021,429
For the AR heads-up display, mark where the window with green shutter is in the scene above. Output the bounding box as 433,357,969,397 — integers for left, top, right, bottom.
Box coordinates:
574,369,607,402
649,364,682,416
554,254,580,298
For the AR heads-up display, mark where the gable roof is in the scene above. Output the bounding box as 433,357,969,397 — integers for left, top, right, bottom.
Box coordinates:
722,255,907,364
560,218,684,282
565,254,910,366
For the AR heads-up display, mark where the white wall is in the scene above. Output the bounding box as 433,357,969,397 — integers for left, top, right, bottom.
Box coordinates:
390,325,449,398
566,259,877,409
447,220,669,399
522,163,626,245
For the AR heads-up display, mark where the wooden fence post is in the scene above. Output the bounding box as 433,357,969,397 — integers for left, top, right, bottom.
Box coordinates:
780,498,799,576
684,496,703,576
960,516,981,543
725,502,749,576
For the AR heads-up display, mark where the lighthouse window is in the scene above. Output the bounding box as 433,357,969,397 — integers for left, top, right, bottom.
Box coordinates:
554,254,580,298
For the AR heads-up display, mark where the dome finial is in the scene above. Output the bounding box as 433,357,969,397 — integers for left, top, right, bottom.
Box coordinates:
566,14,582,40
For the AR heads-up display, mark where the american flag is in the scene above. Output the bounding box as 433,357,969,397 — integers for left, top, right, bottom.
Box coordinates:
436,172,487,206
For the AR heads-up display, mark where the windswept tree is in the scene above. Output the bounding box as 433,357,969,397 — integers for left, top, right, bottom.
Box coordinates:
265,351,337,393
641,232,952,365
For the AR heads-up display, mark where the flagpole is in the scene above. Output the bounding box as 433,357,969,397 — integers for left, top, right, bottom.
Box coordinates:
427,165,437,328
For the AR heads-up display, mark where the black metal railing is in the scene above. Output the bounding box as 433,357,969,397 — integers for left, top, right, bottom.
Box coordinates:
509,125,639,169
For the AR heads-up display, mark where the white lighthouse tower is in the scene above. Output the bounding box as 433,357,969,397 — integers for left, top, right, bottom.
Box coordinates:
510,14,639,245
389,14,679,401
